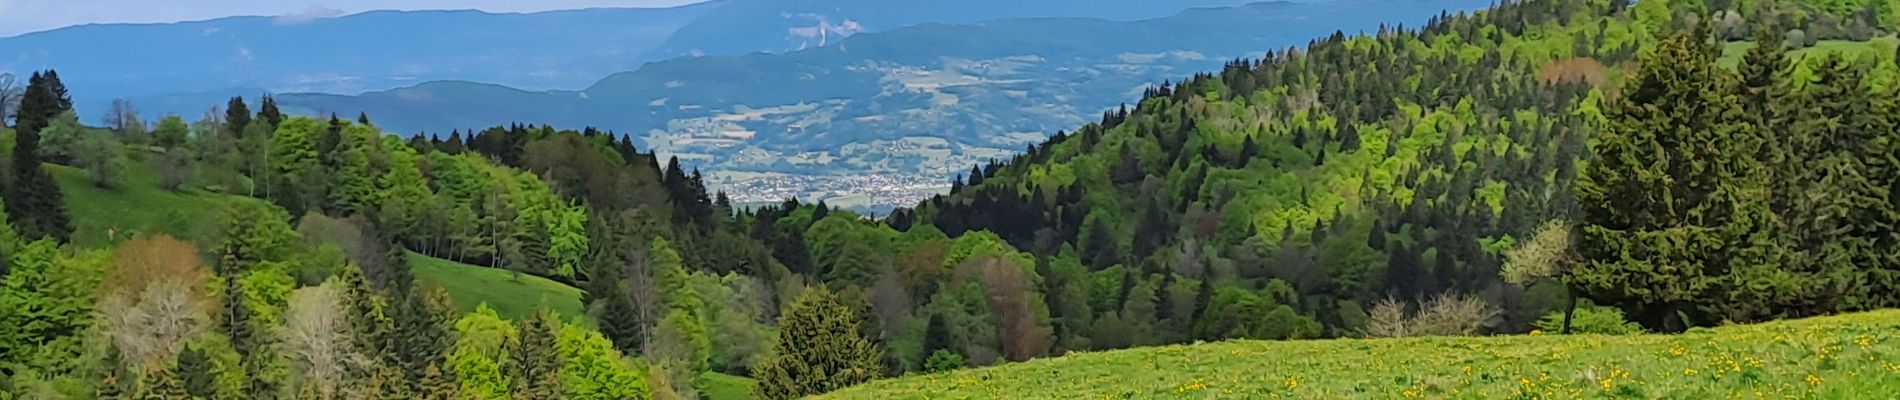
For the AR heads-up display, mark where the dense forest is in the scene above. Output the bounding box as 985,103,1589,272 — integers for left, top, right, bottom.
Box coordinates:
3,0,1900,398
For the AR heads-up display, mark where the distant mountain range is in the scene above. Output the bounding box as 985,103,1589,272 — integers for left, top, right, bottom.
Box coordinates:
0,2,723,105
644,0,1264,58
0,0,1274,119
263,0,1489,205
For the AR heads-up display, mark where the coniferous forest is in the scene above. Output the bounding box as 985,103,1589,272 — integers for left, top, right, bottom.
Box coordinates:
5,0,1900,398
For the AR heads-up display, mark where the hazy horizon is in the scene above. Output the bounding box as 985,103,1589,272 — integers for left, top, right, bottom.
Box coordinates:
0,0,712,37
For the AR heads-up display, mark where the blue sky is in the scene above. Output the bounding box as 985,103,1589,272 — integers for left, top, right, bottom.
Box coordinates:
0,0,709,37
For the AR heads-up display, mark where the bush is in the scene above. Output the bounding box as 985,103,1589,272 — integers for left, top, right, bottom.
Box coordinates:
1535,304,1643,335
923,349,966,373
1366,293,1500,338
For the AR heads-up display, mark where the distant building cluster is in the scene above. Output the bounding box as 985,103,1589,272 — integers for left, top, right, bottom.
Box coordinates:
719,173,950,210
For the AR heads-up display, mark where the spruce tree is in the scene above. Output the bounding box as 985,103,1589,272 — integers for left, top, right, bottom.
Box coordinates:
225,97,252,139
219,276,256,358
588,215,646,353
921,313,954,365
754,286,883,400
509,312,563,399
258,95,284,129
137,364,190,400
392,288,453,389
1572,26,1772,331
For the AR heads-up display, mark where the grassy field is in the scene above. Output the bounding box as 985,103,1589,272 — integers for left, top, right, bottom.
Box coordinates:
408,251,589,325
823,310,1900,399
701,372,758,400
50,161,258,248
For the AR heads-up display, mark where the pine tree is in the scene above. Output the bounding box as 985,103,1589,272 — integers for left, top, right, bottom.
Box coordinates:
754,286,883,400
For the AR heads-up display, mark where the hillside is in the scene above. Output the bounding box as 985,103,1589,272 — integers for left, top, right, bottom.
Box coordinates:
49,161,259,248
407,251,588,323
823,311,1900,399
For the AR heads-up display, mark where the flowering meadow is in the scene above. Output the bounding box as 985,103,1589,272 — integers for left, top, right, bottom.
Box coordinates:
823,310,1900,399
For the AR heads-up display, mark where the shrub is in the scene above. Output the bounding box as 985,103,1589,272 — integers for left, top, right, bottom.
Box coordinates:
1535,304,1642,335
1365,293,1500,338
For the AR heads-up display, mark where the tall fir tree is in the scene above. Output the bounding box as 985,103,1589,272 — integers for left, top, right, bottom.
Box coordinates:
4,70,73,243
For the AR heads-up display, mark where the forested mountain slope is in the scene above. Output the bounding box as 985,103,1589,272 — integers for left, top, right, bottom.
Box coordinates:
897,0,1899,341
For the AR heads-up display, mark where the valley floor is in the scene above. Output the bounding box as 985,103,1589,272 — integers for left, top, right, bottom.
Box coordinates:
823,311,1900,399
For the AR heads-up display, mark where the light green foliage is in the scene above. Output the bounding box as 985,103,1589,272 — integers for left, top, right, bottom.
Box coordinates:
154,115,190,149
214,201,299,274
238,263,297,327
942,231,1032,271
1535,304,1643,335
34,110,85,160
321,122,381,216
0,240,106,375
651,237,697,311
823,311,1900,399
554,323,649,400
375,144,433,238
450,305,515,400
544,202,587,279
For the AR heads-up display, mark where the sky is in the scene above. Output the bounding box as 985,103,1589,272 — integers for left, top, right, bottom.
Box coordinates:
0,0,710,37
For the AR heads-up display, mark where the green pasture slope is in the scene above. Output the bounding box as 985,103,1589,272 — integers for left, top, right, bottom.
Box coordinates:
825,311,1900,399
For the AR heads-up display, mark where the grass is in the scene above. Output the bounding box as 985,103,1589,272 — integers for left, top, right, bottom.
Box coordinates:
700,372,758,400
822,310,1900,399
408,251,589,326
49,160,259,248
